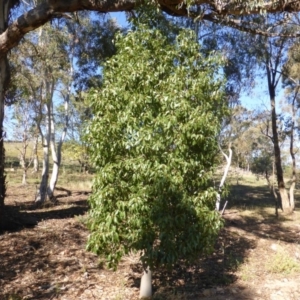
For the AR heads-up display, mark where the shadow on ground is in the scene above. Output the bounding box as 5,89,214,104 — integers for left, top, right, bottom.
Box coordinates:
1,181,300,299
0,191,90,232
128,227,257,299
227,184,276,209
221,184,300,245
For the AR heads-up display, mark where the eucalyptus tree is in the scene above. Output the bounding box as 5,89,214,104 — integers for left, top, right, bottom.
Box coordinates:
13,20,75,203
86,27,227,299
10,98,36,185
215,106,253,209
256,19,299,214
281,40,300,211
226,14,299,214
0,0,20,225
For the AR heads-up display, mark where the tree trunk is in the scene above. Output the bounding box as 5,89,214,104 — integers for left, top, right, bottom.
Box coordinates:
139,267,152,299
216,142,232,211
48,40,72,200
48,137,59,201
0,0,10,227
289,92,297,212
22,169,27,185
0,56,7,225
35,98,52,204
268,70,293,214
32,135,39,173
35,133,49,204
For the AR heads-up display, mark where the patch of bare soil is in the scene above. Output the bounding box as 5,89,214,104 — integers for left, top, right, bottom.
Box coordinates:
1,185,300,299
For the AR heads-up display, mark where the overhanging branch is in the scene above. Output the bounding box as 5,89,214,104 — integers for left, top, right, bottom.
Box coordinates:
1,0,300,57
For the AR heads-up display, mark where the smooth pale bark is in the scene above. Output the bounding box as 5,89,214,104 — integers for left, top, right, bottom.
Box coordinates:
264,158,279,216
47,40,73,201
32,135,39,173
139,267,152,299
47,101,57,201
47,97,69,201
35,104,50,204
288,90,298,212
35,75,55,204
19,150,27,185
216,142,232,211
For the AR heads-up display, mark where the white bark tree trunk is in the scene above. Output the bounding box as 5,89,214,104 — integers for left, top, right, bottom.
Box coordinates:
139,267,152,299
35,63,54,204
32,135,39,173
47,38,73,200
35,104,50,204
288,87,298,212
216,142,232,211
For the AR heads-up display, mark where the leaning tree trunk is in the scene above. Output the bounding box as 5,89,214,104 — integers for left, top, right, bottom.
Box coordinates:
268,77,292,214
48,39,73,201
216,142,232,211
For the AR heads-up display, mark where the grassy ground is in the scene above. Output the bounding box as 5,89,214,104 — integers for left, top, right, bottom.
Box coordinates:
1,169,300,299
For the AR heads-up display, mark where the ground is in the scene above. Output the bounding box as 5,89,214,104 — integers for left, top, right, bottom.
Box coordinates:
1,174,300,300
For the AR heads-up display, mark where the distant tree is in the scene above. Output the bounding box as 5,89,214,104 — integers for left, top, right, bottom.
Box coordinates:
235,15,299,214
63,96,92,173
86,27,227,299
10,99,36,185
281,40,300,212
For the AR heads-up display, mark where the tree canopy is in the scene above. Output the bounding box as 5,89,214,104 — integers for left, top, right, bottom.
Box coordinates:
86,26,227,269
2,1,300,58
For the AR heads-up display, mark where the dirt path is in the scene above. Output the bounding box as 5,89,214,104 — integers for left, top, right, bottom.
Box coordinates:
1,184,300,300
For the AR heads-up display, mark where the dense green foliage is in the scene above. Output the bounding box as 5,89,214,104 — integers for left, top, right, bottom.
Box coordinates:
86,27,227,270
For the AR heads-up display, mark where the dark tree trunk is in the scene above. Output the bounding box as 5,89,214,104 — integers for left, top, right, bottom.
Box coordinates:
0,0,13,228
267,67,293,214
0,59,6,227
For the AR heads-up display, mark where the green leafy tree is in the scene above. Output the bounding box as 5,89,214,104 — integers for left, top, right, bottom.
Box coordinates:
86,27,227,298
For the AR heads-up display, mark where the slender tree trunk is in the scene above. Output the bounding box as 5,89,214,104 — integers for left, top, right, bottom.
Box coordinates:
0,0,10,227
35,99,51,204
139,267,152,299
35,132,49,203
47,100,57,201
32,135,39,173
268,70,292,214
289,93,297,211
19,131,31,185
20,152,27,185
216,142,232,211
0,57,6,223
47,41,72,200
